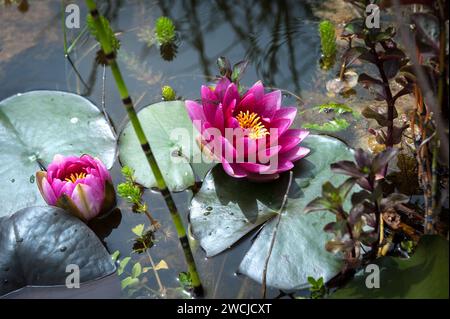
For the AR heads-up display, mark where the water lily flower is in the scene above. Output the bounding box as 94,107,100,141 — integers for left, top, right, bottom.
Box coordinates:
36,154,115,221
186,77,310,180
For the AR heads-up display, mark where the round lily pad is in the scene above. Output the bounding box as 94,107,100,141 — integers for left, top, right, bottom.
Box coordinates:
0,206,116,297
118,101,215,191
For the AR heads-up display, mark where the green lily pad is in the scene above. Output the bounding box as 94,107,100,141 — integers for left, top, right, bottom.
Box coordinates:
0,91,116,218
118,101,215,191
0,206,116,297
330,235,449,299
190,135,356,290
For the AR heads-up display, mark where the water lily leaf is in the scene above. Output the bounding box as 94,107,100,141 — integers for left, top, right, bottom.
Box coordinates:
119,101,215,192
0,91,116,218
190,135,356,290
0,206,116,297
330,235,449,299
303,118,350,132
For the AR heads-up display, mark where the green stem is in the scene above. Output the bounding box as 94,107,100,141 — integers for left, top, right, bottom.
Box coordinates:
84,0,203,296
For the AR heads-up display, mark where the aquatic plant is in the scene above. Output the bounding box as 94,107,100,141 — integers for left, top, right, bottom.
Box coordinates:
117,166,159,228
161,85,176,101
36,154,115,221
155,16,176,45
318,20,336,70
185,77,310,180
308,276,326,299
305,147,410,267
84,0,203,296
303,118,350,132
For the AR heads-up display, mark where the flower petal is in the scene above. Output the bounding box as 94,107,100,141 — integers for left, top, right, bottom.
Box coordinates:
185,100,206,132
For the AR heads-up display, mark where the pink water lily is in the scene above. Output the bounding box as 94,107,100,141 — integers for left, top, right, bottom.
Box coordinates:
36,154,115,221
186,77,310,180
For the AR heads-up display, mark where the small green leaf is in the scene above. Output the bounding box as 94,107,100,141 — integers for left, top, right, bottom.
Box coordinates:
131,262,142,278
121,276,140,289
313,102,357,117
118,257,131,276
131,224,145,237
111,250,120,262
303,118,350,132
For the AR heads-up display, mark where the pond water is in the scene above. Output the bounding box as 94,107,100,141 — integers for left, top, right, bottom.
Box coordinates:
0,0,378,299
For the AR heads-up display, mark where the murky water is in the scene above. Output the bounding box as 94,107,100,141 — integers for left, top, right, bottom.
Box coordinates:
0,0,381,299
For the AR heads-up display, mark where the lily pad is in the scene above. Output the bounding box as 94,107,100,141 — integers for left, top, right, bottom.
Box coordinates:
118,101,214,191
190,135,356,290
0,206,116,297
330,235,449,299
0,91,116,218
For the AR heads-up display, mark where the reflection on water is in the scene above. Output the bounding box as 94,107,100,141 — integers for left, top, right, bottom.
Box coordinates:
0,0,367,298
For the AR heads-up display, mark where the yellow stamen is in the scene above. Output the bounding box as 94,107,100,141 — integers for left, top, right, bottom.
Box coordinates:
65,172,87,183
235,110,269,139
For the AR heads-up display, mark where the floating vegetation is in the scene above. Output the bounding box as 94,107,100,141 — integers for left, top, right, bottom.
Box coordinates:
161,85,176,101
155,16,176,45
303,117,350,132
318,20,336,70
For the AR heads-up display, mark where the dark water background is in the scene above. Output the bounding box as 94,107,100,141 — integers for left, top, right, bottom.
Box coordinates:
0,0,373,298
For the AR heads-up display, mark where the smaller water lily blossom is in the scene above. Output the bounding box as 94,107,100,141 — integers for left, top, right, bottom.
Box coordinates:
186,77,310,180
36,154,115,221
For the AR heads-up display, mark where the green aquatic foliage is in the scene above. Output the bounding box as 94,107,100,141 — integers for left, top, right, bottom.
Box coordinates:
313,102,357,116
319,20,336,70
178,272,193,290
87,14,120,52
308,276,326,299
162,85,176,101
155,16,176,45
303,118,350,132
330,236,449,299
117,166,145,212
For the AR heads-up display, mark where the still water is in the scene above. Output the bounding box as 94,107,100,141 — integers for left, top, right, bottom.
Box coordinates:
0,0,371,298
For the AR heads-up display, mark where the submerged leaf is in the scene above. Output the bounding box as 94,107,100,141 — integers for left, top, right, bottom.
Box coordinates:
330,235,449,299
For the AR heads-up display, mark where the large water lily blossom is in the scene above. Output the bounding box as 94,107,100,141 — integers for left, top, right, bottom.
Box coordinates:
36,154,115,221
186,77,310,180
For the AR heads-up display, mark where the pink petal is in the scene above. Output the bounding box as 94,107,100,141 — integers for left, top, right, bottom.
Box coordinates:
185,100,206,131
214,77,231,100
41,177,57,205
273,107,297,123
269,118,291,136
256,90,281,118
279,145,310,163
245,81,264,103
223,83,239,117
71,183,102,221
237,93,256,114
221,160,248,178
201,85,218,123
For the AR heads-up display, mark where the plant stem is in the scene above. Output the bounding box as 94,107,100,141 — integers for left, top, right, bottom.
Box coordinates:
84,0,203,296
371,45,395,147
